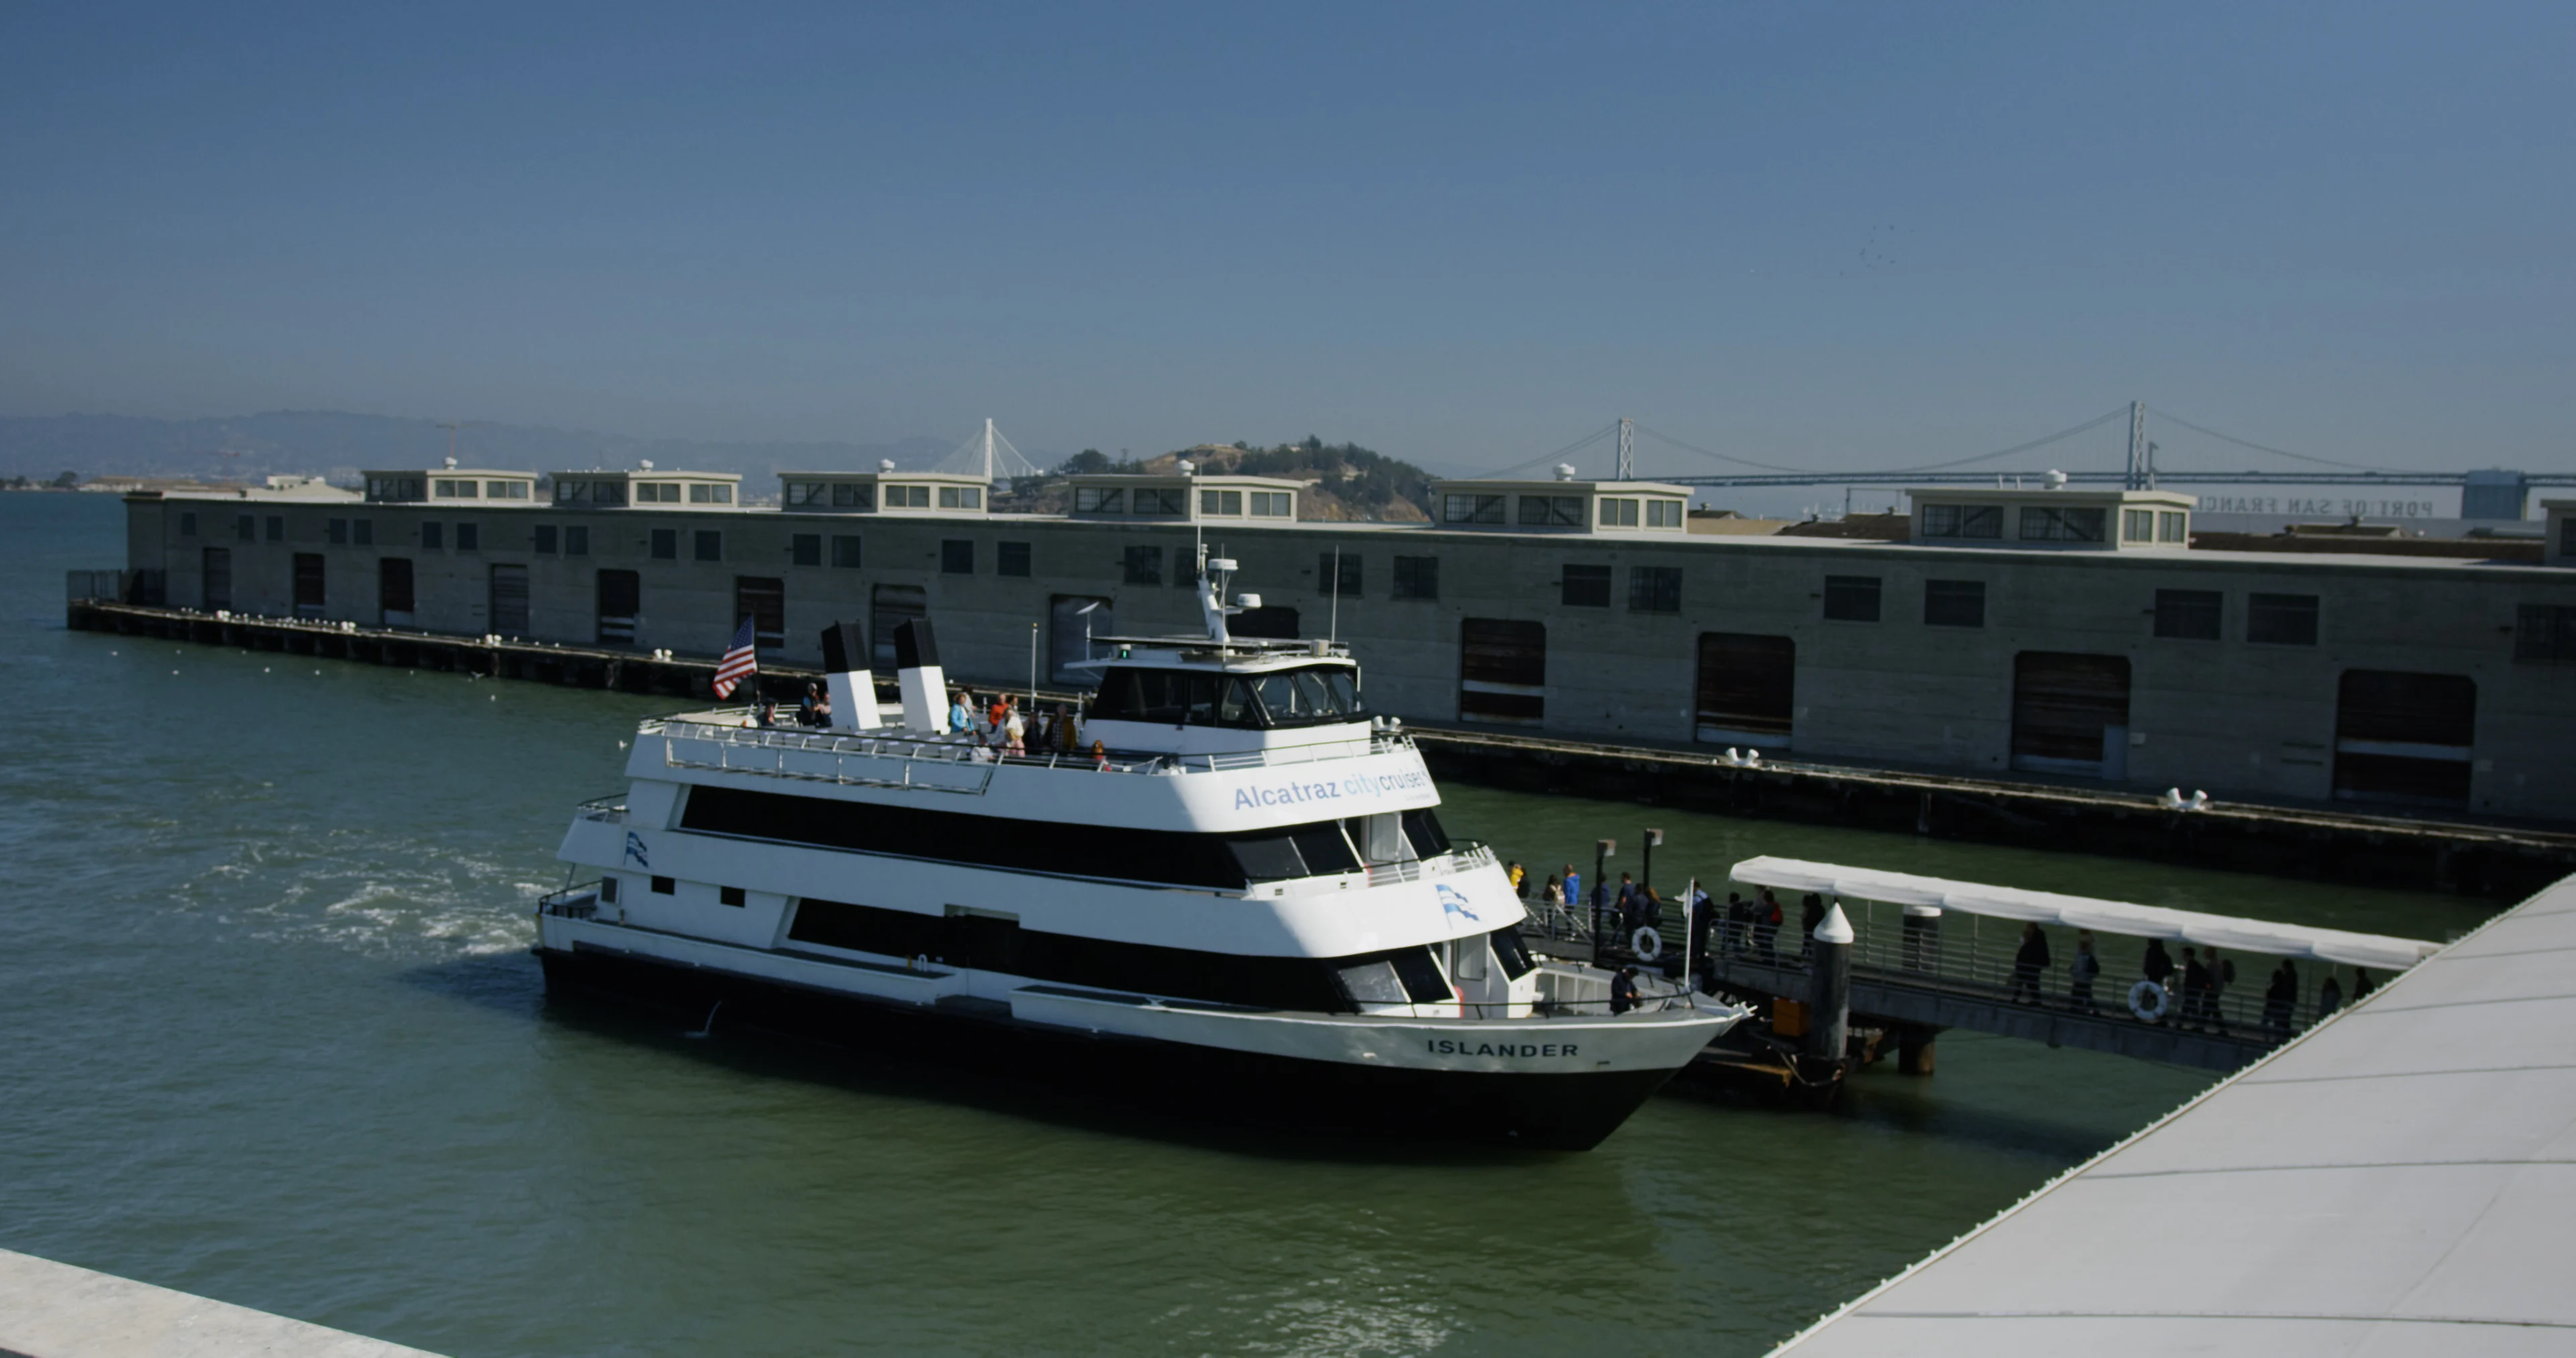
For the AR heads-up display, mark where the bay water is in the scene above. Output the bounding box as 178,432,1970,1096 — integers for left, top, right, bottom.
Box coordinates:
0,494,2488,1356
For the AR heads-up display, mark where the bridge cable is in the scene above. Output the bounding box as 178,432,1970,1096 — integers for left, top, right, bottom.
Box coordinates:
2145,406,2406,473
1474,422,1621,479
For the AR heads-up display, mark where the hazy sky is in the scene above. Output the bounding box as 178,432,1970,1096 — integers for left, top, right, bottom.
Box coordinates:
3,3,2569,479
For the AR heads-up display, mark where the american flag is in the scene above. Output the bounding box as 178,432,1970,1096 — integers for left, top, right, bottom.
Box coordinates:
712,616,757,699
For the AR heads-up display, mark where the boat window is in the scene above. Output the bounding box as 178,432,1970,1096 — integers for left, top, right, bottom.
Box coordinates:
1490,927,1537,980
1401,808,1451,858
1390,947,1452,1003
1332,959,1409,1006
1244,665,1367,726
1218,677,1256,726
1290,823,1360,875
1226,828,1309,882
1091,667,1362,729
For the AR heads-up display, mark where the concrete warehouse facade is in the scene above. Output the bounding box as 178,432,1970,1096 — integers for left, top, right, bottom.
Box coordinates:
121,475,2576,822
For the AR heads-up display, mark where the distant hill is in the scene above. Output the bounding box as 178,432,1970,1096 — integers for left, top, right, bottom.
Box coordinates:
0,410,964,486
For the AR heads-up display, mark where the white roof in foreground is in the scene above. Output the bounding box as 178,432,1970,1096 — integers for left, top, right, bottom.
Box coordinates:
1772,871,2576,1356
1730,856,2440,971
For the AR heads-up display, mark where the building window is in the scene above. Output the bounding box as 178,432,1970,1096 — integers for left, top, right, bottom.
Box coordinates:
719,886,746,907
1444,494,1505,524
892,485,932,508
1562,565,1611,608
2123,509,2155,542
785,482,827,507
737,576,784,649
1922,504,2002,539
265,516,284,541
634,483,672,504
1075,487,1124,514
1646,500,1684,528
488,480,529,500
455,522,479,551
2514,605,2576,662
1598,498,1640,528
178,512,199,536
1132,489,1183,514
235,514,254,542
942,540,974,574
554,481,582,504
565,525,589,556
535,524,559,554
694,530,721,563
687,483,734,504
2158,512,2188,543
354,520,373,546
1203,490,1244,516
2247,593,2318,646
1393,555,1440,600
1123,545,1163,585
998,541,1031,577
1320,553,1361,598
2019,506,2106,542
1628,566,1681,613
2154,589,2222,640
327,518,348,545
1250,492,1291,517
791,534,821,567
1823,575,1881,622
435,478,479,499
2563,518,2576,557
651,875,674,895
833,483,874,509
938,486,983,510
1519,495,1585,527
423,522,444,550
651,528,677,560
598,876,619,904
1925,579,1986,627
831,534,863,569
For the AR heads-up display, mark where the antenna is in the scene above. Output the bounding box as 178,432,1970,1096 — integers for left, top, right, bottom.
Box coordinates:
435,419,484,465
1329,543,1342,646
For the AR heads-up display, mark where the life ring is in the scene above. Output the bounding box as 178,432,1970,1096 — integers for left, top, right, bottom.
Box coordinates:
1631,926,1663,961
2128,980,2170,1022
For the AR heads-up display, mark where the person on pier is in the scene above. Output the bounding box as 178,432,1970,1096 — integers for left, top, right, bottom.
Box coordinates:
2068,931,2101,1013
2010,922,2051,1005
2263,958,2299,1036
2316,972,2344,1021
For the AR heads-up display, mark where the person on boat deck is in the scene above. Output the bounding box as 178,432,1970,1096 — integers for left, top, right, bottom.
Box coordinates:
753,699,777,729
2316,972,2344,1021
1003,700,1026,754
1725,892,1749,956
2068,931,2102,1013
2207,950,2235,1031
809,687,833,728
1609,966,1642,1015
2263,958,2300,1036
1089,738,1109,771
1800,893,1826,958
2010,921,2051,1005
1542,875,1562,909
1561,865,1582,920
986,693,1009,734
1054,702,1078,752
798,682,823,726
1754,889,1783,962
948,690,972,734
1507,862,1525,897
2351,966,2377,1001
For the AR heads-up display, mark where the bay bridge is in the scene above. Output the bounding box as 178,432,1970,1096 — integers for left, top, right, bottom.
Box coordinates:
1486,402,2576,518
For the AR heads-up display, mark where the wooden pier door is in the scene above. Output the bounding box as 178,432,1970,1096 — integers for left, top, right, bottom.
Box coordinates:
1695,632,1796,747
2010,653,2132,778
2334,670,2475,805
1458,618,1546,726
201,547,231,612
595,569,639,646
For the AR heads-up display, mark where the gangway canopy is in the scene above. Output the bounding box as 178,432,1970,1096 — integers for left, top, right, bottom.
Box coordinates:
1728,856,2439,972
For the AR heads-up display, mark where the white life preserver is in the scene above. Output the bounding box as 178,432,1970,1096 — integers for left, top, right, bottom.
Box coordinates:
1631,926,1663,961
2128,980,2170,1022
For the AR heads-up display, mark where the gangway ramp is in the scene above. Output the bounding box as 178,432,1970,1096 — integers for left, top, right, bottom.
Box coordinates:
1710,858,2441,1072
1769,871,2576,1355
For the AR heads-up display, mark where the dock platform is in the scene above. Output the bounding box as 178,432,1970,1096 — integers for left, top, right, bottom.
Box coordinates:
0,1247,443,1357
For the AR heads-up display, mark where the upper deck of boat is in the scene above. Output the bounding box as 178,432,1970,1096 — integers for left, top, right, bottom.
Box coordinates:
638,706,1412,780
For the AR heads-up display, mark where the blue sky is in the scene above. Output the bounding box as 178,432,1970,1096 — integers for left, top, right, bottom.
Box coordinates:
3,2,2569,480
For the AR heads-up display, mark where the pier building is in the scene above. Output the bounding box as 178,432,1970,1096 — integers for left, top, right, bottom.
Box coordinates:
109,468,2576,822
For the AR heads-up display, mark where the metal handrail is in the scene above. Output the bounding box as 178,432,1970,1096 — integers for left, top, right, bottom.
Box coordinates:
650,711,1415,779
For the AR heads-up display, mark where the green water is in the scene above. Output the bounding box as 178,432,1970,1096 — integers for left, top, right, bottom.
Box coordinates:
0,495,2494,1356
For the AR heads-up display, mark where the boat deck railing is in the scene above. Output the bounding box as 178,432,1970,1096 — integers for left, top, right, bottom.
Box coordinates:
646,709,1412,789
1362,841,1498,887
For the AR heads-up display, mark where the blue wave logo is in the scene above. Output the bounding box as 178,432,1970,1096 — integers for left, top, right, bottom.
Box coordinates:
1437,883,1481,923
624,832,650,868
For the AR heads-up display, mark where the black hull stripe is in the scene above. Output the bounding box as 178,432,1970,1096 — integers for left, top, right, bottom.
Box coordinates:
539,945,1676,1151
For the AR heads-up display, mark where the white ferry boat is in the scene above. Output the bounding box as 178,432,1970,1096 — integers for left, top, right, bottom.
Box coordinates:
535,553,1741,1148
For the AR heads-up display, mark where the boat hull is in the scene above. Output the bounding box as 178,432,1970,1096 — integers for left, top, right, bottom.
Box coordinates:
537,942,1693,1150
